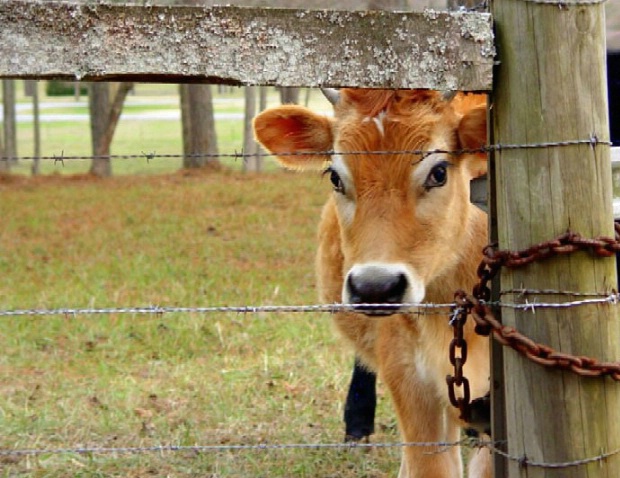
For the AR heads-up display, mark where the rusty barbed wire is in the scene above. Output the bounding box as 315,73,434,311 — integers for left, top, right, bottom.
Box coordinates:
0,137,611,164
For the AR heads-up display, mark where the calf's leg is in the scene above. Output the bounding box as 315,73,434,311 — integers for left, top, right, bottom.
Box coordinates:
377,322,463,478
344,357,377,441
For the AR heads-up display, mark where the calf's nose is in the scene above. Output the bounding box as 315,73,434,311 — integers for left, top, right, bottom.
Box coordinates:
347,270,408,305
343,264,421,316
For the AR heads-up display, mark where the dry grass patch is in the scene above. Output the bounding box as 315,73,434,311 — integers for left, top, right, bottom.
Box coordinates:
0,170,400,477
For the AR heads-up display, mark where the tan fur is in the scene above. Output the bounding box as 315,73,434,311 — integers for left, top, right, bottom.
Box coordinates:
452,92,488,178
254,89,491,478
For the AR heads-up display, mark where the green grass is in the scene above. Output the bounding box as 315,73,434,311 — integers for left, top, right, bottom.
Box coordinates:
0,83,399,477
10,116,278,176
0,171,401,477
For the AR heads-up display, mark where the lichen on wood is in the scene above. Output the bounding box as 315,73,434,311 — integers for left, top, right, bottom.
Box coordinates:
0,0,494,90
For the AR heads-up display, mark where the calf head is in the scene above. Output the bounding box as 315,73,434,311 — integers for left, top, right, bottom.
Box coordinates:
253,89,486,314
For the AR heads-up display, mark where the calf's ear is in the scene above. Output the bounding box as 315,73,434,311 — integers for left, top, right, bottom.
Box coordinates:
457,105,488,179
253,105,334,170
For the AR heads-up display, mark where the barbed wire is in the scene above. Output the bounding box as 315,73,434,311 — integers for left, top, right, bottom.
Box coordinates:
2,438,619,470
0,303,450,317
0,137,611,164
1,293,619,318
499,293,620,311
482,442,620,469
0,439,467,457
500,288,614,297
2,136,618,471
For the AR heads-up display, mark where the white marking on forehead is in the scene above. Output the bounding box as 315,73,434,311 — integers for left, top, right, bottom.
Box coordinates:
361,110,386,137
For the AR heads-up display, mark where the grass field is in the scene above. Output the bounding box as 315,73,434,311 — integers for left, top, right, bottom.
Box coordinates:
0,167,402,475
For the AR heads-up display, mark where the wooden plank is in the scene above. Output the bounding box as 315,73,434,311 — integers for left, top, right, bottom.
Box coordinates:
0,0,494,90
491,1,620,476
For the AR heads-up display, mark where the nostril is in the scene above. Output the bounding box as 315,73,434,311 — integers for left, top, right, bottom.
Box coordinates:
389,273,408,303
347,274,363,304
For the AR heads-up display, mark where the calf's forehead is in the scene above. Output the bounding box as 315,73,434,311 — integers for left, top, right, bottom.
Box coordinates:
333,89,455,150
331,90,457,183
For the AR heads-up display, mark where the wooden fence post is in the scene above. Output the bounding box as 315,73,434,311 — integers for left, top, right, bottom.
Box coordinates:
490,0,620,476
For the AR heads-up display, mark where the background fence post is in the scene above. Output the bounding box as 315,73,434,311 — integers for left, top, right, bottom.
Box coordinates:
490,0,620,476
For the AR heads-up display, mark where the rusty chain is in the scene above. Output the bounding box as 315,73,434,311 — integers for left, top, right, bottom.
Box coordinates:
448,221,620,421
446,306,471,422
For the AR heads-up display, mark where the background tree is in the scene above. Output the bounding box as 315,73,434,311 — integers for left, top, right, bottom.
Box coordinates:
0,125,5,173
24,80,41,175
2,79,17,171
242,86,260,172
179,84,219,169
89,82,133,177
278,87,299,105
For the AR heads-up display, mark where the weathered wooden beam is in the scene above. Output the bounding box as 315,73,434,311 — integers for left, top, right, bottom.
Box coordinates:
0,0,494,90
491,0,620,476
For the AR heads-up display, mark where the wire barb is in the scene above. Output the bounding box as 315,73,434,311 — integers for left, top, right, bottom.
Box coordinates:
142,150,156,163
53,150,64,167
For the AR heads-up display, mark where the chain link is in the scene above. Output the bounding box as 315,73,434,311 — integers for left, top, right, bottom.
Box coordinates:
448,222,620,421
449,222,620,422
446,306,472,421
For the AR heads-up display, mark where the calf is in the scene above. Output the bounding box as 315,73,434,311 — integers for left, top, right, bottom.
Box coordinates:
254,89,490,477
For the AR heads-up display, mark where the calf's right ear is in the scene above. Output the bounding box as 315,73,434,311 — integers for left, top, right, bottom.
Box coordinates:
457,105,488,179
253,105,334,170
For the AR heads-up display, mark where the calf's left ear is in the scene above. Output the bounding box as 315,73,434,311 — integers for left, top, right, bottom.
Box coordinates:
253,105,334,171
457,105,488,179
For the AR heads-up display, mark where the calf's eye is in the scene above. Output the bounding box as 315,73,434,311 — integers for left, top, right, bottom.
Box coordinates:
324,167,346,194
424,161,449,190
